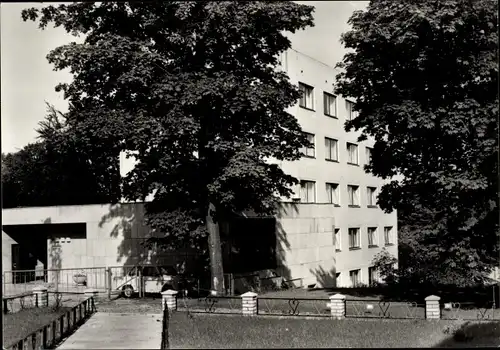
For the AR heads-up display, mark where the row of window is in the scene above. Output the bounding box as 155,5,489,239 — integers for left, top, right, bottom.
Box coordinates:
334,226,394,251
340,266,380,287
299,181,377,207
299,82,358,121
300,134,372,166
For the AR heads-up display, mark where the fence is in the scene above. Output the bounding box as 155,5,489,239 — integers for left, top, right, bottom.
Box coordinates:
3,291,86,315
3,267,109,296
178,296,243,314
257,298,331,317
161,291,500,321
345,299,427,319
440,301,500,321
2,265,238,300
3,296,96,350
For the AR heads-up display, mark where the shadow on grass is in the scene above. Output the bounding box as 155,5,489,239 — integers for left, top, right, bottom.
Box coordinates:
433,321,500,348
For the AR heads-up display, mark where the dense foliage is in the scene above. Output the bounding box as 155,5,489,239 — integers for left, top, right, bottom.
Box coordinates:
338,0,499,286
2,104,121,208
22,1,315,292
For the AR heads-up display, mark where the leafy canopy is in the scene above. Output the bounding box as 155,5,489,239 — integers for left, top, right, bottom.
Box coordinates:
22,2,315,251
2,104,121,209
337,0,498,284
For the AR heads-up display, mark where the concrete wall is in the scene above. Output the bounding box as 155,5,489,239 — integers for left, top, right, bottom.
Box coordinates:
2,231,17,283
276,203,336,288
273,49,399,287
3,202,337,288
3,203,165,270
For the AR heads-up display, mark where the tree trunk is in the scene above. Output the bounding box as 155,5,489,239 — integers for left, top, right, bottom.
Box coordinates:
206,202,225,295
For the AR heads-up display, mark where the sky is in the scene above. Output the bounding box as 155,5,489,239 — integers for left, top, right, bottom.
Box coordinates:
0,1,368,154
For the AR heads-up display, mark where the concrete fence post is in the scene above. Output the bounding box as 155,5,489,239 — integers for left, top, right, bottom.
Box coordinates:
33,286,48,308
241,291,258,316
425,295,441,320
161,290,178,311
328,293,346,319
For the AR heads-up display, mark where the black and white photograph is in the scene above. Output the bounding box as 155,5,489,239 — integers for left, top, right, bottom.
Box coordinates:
1,0,499,348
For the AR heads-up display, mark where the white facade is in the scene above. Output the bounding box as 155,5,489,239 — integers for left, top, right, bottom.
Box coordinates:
274,49,398,287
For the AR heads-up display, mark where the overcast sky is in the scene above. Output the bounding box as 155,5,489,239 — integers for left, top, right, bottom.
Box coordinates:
0,1,368,154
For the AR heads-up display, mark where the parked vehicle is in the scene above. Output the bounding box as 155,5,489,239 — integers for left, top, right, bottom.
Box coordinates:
120,265,180,298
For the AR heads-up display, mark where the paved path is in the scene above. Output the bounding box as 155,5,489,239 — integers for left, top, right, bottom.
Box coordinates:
57,313,162,349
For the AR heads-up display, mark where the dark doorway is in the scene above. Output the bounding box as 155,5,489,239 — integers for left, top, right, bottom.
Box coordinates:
222,217,277,274
11,244,37,283
4,222,86,280
11,244,20,271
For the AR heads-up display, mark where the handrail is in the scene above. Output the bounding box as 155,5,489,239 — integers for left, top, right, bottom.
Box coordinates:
2,292,33,300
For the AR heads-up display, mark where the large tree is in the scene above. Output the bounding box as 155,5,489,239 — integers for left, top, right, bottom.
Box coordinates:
337,0,498,285
2,104,121,208
23,1,314,293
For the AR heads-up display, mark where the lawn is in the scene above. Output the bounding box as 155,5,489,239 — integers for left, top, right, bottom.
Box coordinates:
167,312,479,348
2,307,72,347
436,321,500,348
96,296,163,313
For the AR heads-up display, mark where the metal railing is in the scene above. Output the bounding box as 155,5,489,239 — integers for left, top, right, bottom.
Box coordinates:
178,296,243,314
257,297,331,317
345,299,426,319
441,301,500,321
3,296,96,350
2,292,35,314
3,267,108,296
2,265,212,298
161,301,170,350
2,291,86,315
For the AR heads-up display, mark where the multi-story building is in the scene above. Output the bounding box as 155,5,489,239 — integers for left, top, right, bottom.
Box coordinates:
2,48,397,292
272,48,398,287
117,48,399,288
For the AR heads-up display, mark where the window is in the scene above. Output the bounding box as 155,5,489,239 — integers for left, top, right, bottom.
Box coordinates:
300,180,316,203
384,226,394,245
347,143,359,165
300,132,315,157
334,228,341,251
336,272,341,287
323,92,337,117
366,147,372,165
367,227,378,247
299,82,314,110
347,185,359,206
350,269,361,287
346,100,357,120
325,137,338,161
142,266,160,277
326,183,340,206
348,228,360,249
367,187,377,207
368,267,378,286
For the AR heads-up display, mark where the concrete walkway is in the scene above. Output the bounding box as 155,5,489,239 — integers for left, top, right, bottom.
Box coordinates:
57,313,162,349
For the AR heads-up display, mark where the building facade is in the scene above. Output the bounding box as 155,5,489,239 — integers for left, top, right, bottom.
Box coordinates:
2,48,398,291
272,49,398,287
2,201,337,292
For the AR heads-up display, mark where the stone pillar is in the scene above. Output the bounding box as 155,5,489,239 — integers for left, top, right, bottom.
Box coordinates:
241,291,258,316
425,295,441,320
161,290,178,311
84,288,99,298
33,286,48,308
329,294,346,319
